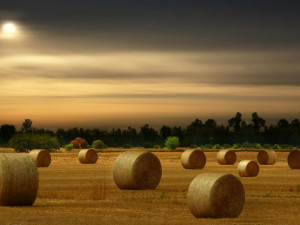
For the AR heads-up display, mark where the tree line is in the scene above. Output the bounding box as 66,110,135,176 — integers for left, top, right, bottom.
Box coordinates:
0,112,300,149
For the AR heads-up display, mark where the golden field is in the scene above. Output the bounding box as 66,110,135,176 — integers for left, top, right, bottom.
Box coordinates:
0,151,300,225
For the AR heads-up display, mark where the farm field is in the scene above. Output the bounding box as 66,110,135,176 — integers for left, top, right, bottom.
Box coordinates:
1,151,300,225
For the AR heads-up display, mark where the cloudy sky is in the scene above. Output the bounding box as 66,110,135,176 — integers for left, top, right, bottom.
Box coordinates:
1,0,300,129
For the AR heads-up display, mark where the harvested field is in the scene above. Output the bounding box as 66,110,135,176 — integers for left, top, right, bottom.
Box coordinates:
0,151,300,224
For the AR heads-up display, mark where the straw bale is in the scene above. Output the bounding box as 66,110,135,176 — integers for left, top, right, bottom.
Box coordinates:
217,150,237,165
288,150,300,169
257,149,277,165
29,149,51,167
78,149,98,164
187,173,245,218
113,151,162,190
181,149,206,169
0,153,39,206
238,160,259,177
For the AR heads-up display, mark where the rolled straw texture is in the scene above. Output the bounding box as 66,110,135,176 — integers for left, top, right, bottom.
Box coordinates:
238,160,259,177
217,150,237,165
181,149,206,169
29,149,51,167
187,173,245,218
257,149,277,165
113,151,162,190
0,153,39,206
78,149,98,164
288,150,300,169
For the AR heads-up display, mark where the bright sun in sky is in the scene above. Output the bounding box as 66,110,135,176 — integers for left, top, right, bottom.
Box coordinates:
1,22,17,37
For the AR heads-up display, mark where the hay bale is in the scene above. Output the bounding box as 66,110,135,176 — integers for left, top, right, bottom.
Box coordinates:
187,173,245,218
181,149,206,169
238,160,259,177
0,153,39,206
29,149,51,167
257,149,277,165
288,150,300,169
217,150,237,165
78,149,98,164
113,151,162,190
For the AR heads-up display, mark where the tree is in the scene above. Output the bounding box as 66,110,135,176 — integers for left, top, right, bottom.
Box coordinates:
251,112,265,133
205,119,217,128
277,119,289,128
9,133,59,152
21,119,33,132
160,125,171,140
228,112,242,133
0,124,16,143
92,140,106,149
165,136,180,150
71,137,88,149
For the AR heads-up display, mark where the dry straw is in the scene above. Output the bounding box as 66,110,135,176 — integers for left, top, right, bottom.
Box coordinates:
29,149,51,167
288,150,300,169
113,151,162,190
217,150,237,165
238,160,259,177
257,149,277,165
78,149,98,164
0,153,39,206
181,149,206,169
187,173,245,218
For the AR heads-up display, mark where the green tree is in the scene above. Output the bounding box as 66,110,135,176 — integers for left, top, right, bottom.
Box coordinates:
92,139,106,149
165,136,180,150
21,119,33,132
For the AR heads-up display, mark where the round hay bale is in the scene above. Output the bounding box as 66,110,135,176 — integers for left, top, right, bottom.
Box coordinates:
288,150,300,169
238,160,259,177
113,151,162,190
29,149,51,167
217,150,237,165
78,149,98,164
257,149,277,165
187,173,245,218
181,149,206,169
0,153,39,206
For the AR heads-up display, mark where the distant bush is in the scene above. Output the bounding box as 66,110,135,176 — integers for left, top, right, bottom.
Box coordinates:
165,136,180,150
222,144,231,149
241,142,254,148
263,144,271,149
204,144,213,149
280,144,290,149
153,145,161,149
122,143,132,149
296,145,300,149
143,142,154,149
232,143,240,149
213,144,222,149
64,144,73,151
254,143,262,149
190,144,198,148
272,144,281,149
9,133,60,152
92,140,106,149
71,137,88,149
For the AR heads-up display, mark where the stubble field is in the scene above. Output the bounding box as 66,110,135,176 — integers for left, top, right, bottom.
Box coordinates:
0,151,300,225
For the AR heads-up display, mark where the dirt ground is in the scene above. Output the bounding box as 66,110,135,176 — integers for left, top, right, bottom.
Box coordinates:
0,151,300,225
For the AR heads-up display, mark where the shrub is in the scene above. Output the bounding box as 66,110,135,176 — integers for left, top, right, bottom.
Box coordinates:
263,144,271,149
143,142,154,149
9,133,60,152
92,140,106,149
254,143,261,149
213,144,222,149
165,136,180,150
280,144,289,149
122,143,132,149
241,142,253,148
232,143,240,149
71,137,88,149
272,144,281,149
204,144,213,149
64,144,73,151
190,144,198,148
153,145,161,149
222,144,231,149
296,145,300,149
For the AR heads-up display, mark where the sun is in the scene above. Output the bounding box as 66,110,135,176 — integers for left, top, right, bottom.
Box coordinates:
1,22,18,37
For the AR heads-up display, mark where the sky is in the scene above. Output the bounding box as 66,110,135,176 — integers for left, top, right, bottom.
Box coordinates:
0,0,300,130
